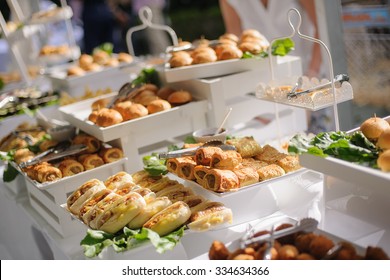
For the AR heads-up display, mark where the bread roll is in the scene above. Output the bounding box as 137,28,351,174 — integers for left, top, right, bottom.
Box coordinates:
99,147,123,163
117,52,133,63
169,51,193,68
203,169,240,192
83,192,122,227
143,201,191,236
238,41,262,54
91,98,110,111
167,90,192,105
78,189,112,220
39,140,58,152
219,33,239,43
72,134,101,154
115,103,148,121
360,116,390,142
93,50,110,65
67,66,85,76
79,154,105,170
88,110,99,123
95,108,123,127
104,171,134,190
377,128,390,150
78,54,93,68
378,150,390,172
14,148,35,164
188,202,233,231
82,63,102,72
210,150,243,170
192,49,217,64
58,159,85,177
147,99,171,114
157,86,175,100
217,45,243,60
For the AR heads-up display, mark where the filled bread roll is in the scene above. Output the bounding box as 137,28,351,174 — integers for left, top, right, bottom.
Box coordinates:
276,155,301,173
97,192,146,234
58,159,85,177
241,158,268,170
67,179,106,215
93,50,110,65
146,177,178,193
115,103,148,121
23,162,50,181
35,164,62,183
91,98,110,111
131,90,159,106
210,150,242,170
188,201,233,231
117,52,133,63
105,58,119,67
156,185,194,203
14,148,35,164
72,134,101,154
219,33,239,43
143,201,191,236
39,140,59,152
88,110,99,123
83,192,122,227
226,136,263,158
95,108,123,127
147,99,172,114
167,90,192,106
131,170,151,184
193,165,211,186
257,164,286,181
157,86,175,100
155,182,185,197
216,45,243,60
78,189,112,220
98,147,123,163
127,196,172,229
166,157,194,174
177,157,197,180
79,153,105,170
232,166,260,187
181,195,206,209
169,51,193,68
82,63,102,72
195,146,223,166
192,49,218,64
203,169,240,192
78,54,93,68
67,65,85,76
104,171,134,190
238,41,262,54
115,183,156,203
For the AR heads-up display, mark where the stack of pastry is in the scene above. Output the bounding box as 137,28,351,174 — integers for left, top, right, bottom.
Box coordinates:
166,136,301,192
66,170,233,234
88,83,193,127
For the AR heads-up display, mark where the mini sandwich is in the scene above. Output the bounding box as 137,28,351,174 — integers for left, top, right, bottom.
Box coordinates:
97,192,146,234
181,195,206,209
143,201,191,236
67,179,106,215
187,201,233,231
104,171,135,190
146,177,179,193
78,188,112,220
156,184,194,202
127,196,172,229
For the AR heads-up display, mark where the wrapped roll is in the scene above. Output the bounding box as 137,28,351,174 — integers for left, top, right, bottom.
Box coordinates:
99,147,123,163
115,184,156,203
143,201,191,236
156,184,194,202
66,179,106,215
188,201,233,231
147,177,179,193
84,192,122,228
97,192,146,234
36,164,62,183
182,195,206,210
104,171,134,190
193,165,211,186
78,153,105,170
177,157,197,180
203,169,239,192
257,164,286,181
232,166,260,187
210,150,242,170
14,148,35,164
72,134,101,154
195,146,223,166
58,159,85,177
127,197,172,229
78,189,112,219
226,136,263,158
166,157,194,175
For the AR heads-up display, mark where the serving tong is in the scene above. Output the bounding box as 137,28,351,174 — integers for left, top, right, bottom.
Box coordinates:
287,74,349,99
165,39,220,53
158,140,236,159
240,217,319,249
106,83,144,109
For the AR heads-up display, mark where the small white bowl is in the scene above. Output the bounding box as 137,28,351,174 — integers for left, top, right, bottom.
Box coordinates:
192,127,227,143
48,125,76,141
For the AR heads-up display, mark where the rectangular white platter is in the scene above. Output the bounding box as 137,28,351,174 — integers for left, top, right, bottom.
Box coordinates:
59,93,209,143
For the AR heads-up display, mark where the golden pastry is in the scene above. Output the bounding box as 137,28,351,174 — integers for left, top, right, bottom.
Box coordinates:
79,153,105,170
98,147,124,163
58,159,85,177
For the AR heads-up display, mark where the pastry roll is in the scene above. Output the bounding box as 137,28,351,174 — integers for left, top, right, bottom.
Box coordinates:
254,144,285,164
226,137,263,158
257,164,286,181
115,183,156,203
79,154,104,170
188,201,233,231
72,134,101,154
193,165,211,186
157,184,194,202
232,166,260,187
241,158,268,170
78,189,112,219
104,171,134,190
177,157,197,180
39,140,59,152
127,196,172,229
203,169,240,192
276,155,301,173
99,147,123,163
131,170,151,184
66,179,106,215
195,146,223,166
13,148,35,164
97,192,146,234
58,159,85,177
166,157,194,175
210,150,242,170
35,164,62,183
181,195,206,209
146,177,178,193
135,174,164,188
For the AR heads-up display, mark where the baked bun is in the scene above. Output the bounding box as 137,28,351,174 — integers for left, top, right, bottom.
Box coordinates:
360,116,390,142
97,192,146,234
78,54,93,68
378,150,390,172
127,196,172,229
34,164,62,183
93,50,110,65
91,98,110,111
67,179,106,215
377,128,390,151
14,148,35,164
157,185,194,203
187,201,233,231
241,29,263,41
39,139,58,152
238,41,262,54
104,171,134,190
79,154,105,170
217,45,243,60
116,103,148,121
192,48,217,64
58,159,85,177
72,134,101,154
67,66,85,76
117,52,133,63
88,110,99,123
157,86,175,100
99,147,124,163
147,99,172,114
78,188,112,219
143,201,191,236
219,33,239,43
167,90,192,105
181,195,206,209
104,58,119,67
169,51,193,68
95,108,123,127
131,90,159,106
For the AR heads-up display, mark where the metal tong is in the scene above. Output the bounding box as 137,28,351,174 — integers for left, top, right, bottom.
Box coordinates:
287,74,349,99
240,218,319,249
106,83,143,109
158,140,236,159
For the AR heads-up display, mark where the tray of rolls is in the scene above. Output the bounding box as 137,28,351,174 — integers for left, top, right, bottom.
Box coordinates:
59,87,208,143
163,29,270,83
165,137,305,226
206,216,389,260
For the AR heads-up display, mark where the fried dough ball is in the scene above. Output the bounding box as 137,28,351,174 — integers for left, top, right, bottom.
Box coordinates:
295,232,317,253
209,240,230,260
278,244,299,260
309,235,334,259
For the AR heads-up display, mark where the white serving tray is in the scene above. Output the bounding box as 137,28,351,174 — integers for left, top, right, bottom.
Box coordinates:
163,57,268,83
27,6,73,25
59,93,209,143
